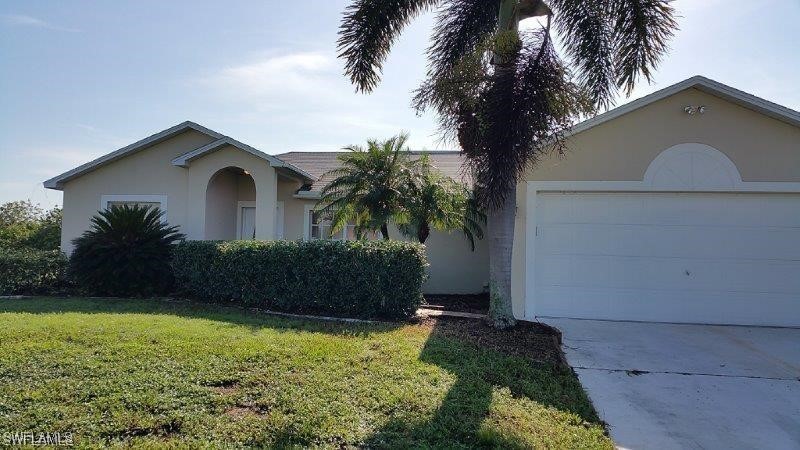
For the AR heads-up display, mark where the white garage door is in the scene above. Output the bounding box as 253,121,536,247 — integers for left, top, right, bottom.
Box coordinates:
530,192,800,327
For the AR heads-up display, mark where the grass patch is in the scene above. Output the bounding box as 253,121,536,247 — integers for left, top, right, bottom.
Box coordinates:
0,297,611,448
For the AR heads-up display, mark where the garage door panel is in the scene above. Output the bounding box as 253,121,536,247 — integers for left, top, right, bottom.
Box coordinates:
537,287,800,327
530,192,800,326
539,255,800,293
539,192,800,227
541,224,800,260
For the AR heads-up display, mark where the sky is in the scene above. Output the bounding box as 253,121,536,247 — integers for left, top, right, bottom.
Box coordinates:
1,0,798,208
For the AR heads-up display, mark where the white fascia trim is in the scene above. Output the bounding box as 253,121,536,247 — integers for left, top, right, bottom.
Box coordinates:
566,75,800,138
171,137,316,182
293,191,321,200
44,121,223,190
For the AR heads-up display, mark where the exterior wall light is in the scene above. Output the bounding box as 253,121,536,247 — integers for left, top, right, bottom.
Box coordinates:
684,105,707,115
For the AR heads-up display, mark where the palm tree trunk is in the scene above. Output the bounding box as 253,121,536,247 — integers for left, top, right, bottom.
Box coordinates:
417,221,430,244
486,0,520,329
380,223,390,240
487,184,517,328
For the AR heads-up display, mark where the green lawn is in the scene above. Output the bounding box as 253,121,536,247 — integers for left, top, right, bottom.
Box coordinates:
0,297,611,449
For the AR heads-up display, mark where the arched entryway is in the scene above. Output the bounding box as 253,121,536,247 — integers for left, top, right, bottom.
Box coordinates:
204,167,257,240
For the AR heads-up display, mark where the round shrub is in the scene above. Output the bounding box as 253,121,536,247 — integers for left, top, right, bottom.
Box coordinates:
69,205,184,296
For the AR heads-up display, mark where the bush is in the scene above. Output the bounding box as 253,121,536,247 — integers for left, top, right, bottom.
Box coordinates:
0,248,68,295
172,240,427,319
69,205,184,296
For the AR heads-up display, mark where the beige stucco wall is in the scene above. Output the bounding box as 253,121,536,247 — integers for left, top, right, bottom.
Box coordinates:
59,128,489,295
60,131,280,252
277,180,311,241
418,229,489,294
185,145,277,240
511,88,800,318
60,130,217,252
205,170,257,240
277,189,489,294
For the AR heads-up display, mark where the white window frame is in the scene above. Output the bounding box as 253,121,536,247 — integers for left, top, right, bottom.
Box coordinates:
100,194,168,223
303,205,356,241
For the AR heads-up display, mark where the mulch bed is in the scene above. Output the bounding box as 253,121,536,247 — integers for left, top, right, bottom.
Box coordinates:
418,316,565,366
424,294,489,314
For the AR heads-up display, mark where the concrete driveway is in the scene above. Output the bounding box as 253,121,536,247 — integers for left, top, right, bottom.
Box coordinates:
542,318,800,450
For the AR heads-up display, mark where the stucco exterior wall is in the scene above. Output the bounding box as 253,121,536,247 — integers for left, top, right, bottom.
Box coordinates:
276,190,489,294
419,229,489,294
60,130,217,253
277,180,312,241
59,131,282,251
205,170,257,240
185,145,277,240
511,88,800,318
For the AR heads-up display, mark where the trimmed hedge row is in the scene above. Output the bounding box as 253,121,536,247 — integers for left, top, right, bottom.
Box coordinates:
0,248,68,295
172,240,428,319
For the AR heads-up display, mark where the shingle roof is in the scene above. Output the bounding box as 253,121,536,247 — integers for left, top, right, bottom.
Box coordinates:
275,151,471,192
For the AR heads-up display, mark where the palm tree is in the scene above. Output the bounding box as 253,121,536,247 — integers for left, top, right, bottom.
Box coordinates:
69,204,184,296
397,154,485,250
317,133,414,239
338,0,677,328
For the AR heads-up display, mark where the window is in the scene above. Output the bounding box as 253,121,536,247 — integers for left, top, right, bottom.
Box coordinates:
100,195,168,222
306,209,361,241
107,201,161,210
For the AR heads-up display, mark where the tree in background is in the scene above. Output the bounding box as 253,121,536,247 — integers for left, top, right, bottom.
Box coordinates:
338,0,677,328
0,200,62,251
397,154,485,250
317,133,415,240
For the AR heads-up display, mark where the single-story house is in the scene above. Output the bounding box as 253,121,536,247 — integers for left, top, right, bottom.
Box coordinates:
45,76,800,327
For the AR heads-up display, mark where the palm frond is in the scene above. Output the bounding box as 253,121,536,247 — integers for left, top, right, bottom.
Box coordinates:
316,133,413,238
549,0,615,108
338,0,439,92
428,0,499,80
610,0,677,94
468,28,587,207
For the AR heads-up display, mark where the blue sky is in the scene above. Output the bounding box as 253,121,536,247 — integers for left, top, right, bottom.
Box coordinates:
1,0,798,208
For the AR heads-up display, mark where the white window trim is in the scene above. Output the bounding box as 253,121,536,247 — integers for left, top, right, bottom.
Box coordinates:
236,201,256,240
303,204,356,241
303,204,313,241
100,194,169,223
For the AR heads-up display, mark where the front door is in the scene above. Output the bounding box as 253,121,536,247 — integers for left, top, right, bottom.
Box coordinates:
240,206,256,240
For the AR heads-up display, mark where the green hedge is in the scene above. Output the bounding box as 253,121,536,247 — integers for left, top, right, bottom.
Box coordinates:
172,240,428,319
0,248,68,295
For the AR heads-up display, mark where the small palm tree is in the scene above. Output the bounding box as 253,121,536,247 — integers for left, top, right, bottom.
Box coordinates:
69,204,184,296
318,133,414,239
338,0,678,328
397,155,485,250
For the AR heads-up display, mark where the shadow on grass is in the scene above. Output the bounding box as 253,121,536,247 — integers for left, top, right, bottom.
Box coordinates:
0,297,603,447
0,296,403,337
364,317,603,448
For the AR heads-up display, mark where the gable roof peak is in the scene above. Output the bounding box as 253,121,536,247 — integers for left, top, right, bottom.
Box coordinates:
569,75,800,137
